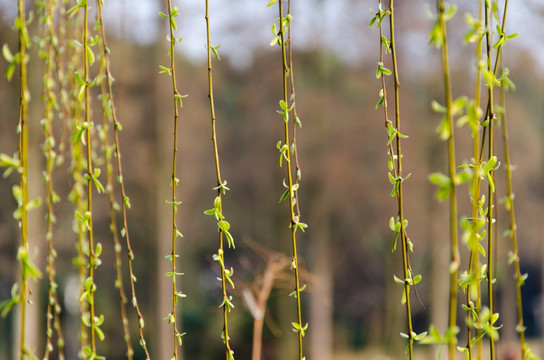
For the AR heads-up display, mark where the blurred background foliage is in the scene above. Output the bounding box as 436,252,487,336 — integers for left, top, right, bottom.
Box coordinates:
1,0,544,359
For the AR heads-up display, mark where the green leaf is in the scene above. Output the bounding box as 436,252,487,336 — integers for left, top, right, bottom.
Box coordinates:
506,32,519,40
389,217,396,231
391,232,398,252
0,284,19,317
451,96,467,116
159,65,171,75
95,243,102,257
443,3,457,20
415,331,427,341
381,36,391,52
279,99,287,111
2,44,13,62
224,230,235,249
369,11,377,28
375,94,385,109
5,62,16,81
455,170,472,185
270,35,280,47
429,172,450,187
211,44,221,61
217,220,230,232
393,275,405,285
482,68,499,87
518,273,528,287
67,1,85,17
291,322,308,337
431,100,447,113
400,288,407,304
78,84,86,101
86,45,95,65
289,284,306,298
0,154,21,177
279,188,290,203
18,247,43,280
429,172,452,200
376,62,392,78
174,93,188,108
95,325,105,341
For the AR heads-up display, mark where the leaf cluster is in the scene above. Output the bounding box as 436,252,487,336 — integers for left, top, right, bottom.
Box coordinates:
204,195,235,249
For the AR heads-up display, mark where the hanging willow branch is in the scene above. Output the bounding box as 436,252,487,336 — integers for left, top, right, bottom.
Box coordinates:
96,0,151,357
204,1,236,359
39,0,65,357
270,0,308,358
160,0,186,357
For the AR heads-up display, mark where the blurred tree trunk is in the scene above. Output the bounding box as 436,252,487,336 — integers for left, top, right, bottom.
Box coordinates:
306,88,333,360
500,246,516,342
306,22,333,355
426,139,449,350
308,194,333,360
27,144,44,357
429,206,449,333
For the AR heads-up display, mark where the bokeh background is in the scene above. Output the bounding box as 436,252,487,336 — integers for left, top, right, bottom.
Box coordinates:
1,0,544,359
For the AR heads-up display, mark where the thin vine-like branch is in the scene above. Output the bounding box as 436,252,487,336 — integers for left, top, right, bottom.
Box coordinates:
161,1,185,357
465,2,484,358
484,3,497,358
275,0,307,358
96,0,151,357
82,2,101,355
40,0,65,357
372,1,422,357
499,57,528,360
490,3,532,350
389,1,417,357
95,3,133,359
67,14,90,354
286,0,302,217
205,1,235,359
437,2,460,358
17,0,32,357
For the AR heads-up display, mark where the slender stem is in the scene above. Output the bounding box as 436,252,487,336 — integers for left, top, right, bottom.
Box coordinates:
165,0,183,357
467,2,483,358
492,0,509,76
491,5,524,355
278,1,304,358
82,2,98,353
287,0,302,217
17,0,29,357
387,1,415,357
73,100,90,355
377,5,397,177
499,56,527,360
484,3,496,358
205,2,234,359
95,2,134,359
41,0,66,358
64,8,90,352
95,0,152,357
437,1,460,358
